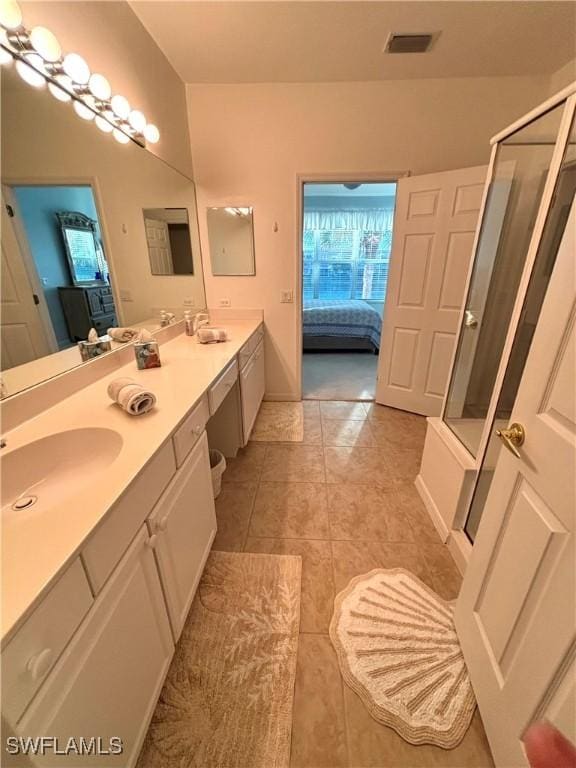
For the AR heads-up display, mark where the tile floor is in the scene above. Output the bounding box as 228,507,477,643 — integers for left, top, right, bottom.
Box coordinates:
211,400,494,768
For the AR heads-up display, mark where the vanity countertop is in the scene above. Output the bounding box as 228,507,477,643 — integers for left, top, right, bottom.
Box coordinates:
1,318,262,644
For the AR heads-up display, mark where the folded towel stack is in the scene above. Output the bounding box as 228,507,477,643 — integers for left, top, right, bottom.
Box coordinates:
107,327,138,343
107,377,157,416
197,327,228,344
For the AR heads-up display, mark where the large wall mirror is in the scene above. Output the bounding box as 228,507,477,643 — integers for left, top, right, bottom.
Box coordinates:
207,206,255,275
1,65,207,398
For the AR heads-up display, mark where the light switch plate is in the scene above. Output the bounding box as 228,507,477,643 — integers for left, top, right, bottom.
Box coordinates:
280,290,294,303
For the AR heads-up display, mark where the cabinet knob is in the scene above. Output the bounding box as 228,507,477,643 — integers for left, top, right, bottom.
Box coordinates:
27,648,53,681
146,534,158,550
156,517,168,533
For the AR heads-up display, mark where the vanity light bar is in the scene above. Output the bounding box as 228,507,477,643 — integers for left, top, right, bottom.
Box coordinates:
0,0,160,147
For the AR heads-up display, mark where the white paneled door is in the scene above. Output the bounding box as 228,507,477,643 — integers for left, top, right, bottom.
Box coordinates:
144,218,173,275
455,199,576,766
0,199,52,369
376,166,487,416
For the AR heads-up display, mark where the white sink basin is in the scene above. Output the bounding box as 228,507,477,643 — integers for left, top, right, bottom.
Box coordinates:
1,428,123,515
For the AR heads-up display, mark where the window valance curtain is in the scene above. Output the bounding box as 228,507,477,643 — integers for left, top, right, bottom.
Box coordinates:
303,208,394,231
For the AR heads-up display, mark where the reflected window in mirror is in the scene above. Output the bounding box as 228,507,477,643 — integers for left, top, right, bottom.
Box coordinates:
207,206,255,276
143,208,194,276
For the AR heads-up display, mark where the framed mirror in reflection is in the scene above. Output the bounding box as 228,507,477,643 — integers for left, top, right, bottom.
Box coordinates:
207,206,255,275
0,64,207,399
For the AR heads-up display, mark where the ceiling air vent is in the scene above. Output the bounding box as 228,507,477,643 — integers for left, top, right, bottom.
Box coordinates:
384,33,435,54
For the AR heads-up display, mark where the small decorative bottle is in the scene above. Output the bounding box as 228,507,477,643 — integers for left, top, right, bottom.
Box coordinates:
184,310,194,336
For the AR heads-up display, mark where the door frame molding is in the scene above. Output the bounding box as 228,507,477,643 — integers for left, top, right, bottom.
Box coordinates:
295,170,410,401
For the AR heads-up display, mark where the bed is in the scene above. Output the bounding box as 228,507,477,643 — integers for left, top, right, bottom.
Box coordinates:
302,299,382,352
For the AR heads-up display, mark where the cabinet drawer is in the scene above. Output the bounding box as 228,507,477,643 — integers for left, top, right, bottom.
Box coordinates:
208,359,238,415
238,325,264,368
240,340,265,443
2,559,93,724
172,394,210,467
82,440,176,593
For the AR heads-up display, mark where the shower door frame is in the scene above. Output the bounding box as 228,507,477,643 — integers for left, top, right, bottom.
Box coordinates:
437,83,576,564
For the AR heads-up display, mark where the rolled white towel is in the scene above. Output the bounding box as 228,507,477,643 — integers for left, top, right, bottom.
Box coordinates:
107,377,157,416
197,327,228,344
107,327,138,343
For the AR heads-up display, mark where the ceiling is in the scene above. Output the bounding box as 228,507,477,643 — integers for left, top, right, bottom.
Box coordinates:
130,1,576,84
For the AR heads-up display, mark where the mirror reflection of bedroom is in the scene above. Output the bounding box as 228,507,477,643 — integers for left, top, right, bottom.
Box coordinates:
301,181,397,400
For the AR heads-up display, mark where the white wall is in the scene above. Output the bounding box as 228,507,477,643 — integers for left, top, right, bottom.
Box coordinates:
187,75,549,399
20,1,193,177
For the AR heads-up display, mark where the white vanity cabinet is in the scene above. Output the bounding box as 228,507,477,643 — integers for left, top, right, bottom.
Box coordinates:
240,335,265,444
147,431,216,641
11,526,173,767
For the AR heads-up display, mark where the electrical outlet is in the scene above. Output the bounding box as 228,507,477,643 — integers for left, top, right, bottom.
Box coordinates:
183,297,195,307
219,298,231,307
280,289,294,303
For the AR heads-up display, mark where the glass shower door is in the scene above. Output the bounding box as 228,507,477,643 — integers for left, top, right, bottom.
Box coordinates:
443,104,565,458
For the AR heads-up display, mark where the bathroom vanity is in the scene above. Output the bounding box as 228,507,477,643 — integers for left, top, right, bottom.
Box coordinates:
1,316,265,766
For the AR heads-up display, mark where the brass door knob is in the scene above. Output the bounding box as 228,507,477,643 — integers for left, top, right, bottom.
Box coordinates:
495,422,526,458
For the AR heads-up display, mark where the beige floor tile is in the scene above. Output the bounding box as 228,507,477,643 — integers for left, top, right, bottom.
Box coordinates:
327,484,414,543
395,483,442,545
385,446,423,483
261,445,325,483
212,482,257,552
320,401,368,420
422,541,463,601
249,482,330,539
290,634,348,768
324,446,395,488
331,540,431,594
322,419,377,447
222,443,266,483
344,687,494,767
370,416,427,451
302,400,320,415
244,538,334,633
301,415,323,445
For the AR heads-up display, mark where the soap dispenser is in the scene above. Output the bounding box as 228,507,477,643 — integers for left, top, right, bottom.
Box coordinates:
184,310,194,336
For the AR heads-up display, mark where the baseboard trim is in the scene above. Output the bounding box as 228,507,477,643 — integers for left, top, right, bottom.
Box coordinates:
447,530,471,576
264,392,299,402
414,474,450,544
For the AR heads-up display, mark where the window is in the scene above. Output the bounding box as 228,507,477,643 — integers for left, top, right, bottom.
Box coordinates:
302,188,396,302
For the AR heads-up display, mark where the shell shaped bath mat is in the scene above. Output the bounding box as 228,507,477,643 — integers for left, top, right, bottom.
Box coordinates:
329,568,476,749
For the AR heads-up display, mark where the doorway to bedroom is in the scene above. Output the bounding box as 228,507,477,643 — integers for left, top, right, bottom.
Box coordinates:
301,180,397,400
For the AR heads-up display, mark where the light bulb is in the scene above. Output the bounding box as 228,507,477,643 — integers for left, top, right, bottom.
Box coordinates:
89,72,111,101
62,52,90,84
111,94,130,119
144,123,160,144
48,75,73,102
128,109,146,133
15,54,45,87
30,26,61,62
113,128,130,144
73,99,95,121
95,115,113,133
0,0,22,30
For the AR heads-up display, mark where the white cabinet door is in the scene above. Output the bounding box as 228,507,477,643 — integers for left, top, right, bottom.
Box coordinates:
376,166,486,415
148,431,216,641
240,340,265,443
15,526,173,767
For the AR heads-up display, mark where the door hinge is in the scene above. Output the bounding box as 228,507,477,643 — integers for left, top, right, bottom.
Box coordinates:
5,204,14,217
32,293,40,305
